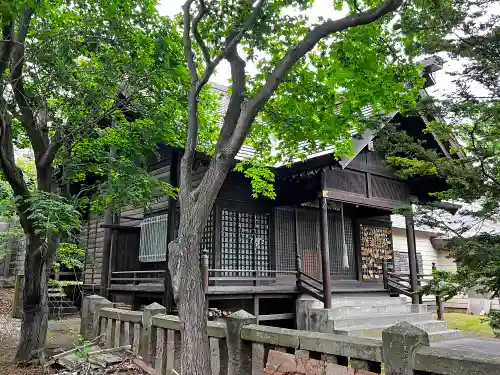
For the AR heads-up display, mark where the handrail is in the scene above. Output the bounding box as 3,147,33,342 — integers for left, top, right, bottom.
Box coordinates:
208,269,297,274
112,270,165,274
298,271,323,285
299,278,323,293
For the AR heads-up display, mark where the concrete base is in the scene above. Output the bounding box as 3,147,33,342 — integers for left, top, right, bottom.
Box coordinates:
296,294,464,342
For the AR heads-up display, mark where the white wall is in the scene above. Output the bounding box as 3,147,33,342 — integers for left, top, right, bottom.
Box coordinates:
391,228,455,275
389,228,500,311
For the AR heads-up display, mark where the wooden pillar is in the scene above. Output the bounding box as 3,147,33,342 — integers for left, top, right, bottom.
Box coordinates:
100,207,114,297
319,171,332,308
164,150,179,313
405,212,419,304
100,148,116,297
106,214,120,295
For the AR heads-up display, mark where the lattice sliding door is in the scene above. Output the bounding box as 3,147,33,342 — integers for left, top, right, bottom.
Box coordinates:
296,209,322,280
328,213,356,279
220,209,270,276
275,208,296,272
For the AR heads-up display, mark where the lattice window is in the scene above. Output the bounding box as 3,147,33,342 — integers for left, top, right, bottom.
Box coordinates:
328,213,356,279
325,170,366,196
139,214,169,262
220,209,270,276
275,208,296,272
200,209,215,267
139,209,214,263
296,209,321,280
371,176,407,202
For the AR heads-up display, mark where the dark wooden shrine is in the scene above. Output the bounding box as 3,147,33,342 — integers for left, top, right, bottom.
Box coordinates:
80,110,453,322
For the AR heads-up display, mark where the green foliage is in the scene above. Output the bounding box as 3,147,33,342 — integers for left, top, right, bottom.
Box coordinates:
53,243,85,271
447,234,500,298
419,269,464,302
487,312,500,338
376,1,500,223
26,192,81,235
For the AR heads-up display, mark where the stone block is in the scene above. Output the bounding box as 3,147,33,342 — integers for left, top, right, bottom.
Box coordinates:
382,322,429,375
225,310,256,375
141,303,166,360
241,325,299,348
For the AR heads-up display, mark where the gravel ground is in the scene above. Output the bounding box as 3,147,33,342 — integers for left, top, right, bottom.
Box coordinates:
0,288,80,374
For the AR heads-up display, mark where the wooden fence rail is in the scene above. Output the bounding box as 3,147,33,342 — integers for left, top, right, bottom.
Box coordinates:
81,295,500,375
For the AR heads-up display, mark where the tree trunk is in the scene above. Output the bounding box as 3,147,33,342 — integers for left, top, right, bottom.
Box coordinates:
15,231,58,362
168,200,211,375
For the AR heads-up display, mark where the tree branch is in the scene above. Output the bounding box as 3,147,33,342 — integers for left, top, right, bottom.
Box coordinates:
183,0,198,84
194,0,264,95
192,0,211,66
11,8,47,159
215,46,246,151
0,17,14,81
227,0,404,156
0,114,29,198
38,129,62,169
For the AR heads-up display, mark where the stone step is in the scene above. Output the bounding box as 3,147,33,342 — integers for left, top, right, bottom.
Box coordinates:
333,312,434,329
343,324,463,342
330,296,408,307
339,319,447,335
326,304,427,318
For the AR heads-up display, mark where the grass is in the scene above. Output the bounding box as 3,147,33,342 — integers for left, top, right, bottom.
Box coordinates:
442,312,496,338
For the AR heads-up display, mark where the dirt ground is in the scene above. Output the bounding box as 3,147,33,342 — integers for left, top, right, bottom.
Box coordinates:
0,288,80,375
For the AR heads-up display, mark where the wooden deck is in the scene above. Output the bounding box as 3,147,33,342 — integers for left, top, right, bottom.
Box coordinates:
106,278,387,298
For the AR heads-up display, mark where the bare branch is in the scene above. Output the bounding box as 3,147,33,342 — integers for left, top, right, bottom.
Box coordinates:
227,0,404,155
11,8,47,159
192,0,211,66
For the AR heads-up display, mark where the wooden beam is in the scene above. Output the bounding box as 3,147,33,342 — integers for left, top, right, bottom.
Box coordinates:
319,171,332,309
323,189,408,210
405,212,419,304
164,150,179,313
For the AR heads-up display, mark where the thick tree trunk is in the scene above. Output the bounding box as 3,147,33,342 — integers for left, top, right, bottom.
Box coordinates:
168,199,212,375
15,231,58,362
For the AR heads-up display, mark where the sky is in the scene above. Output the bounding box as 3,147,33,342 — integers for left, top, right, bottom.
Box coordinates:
156,0,457,97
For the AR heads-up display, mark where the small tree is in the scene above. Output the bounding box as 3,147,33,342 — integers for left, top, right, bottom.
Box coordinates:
168,0,465,373
0,1,201,361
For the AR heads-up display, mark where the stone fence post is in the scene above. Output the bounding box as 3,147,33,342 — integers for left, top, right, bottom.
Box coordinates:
80,295,112,341
225,310,257,375
382,321,430,375
140,302,167,361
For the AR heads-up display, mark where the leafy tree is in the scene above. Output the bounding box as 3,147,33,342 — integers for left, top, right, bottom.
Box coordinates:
0,1,204,361
167,0,466,373
376,0,500,332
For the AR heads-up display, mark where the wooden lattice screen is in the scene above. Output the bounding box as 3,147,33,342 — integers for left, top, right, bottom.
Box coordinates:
360,225,393,280
199,208,215,266
296,209,322,280
328,213,356,279
275,208,296,272
220,209,270,276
